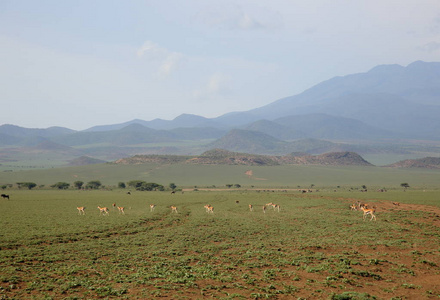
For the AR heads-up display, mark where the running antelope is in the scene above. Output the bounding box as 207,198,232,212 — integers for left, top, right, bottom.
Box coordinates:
98,206,109,216
150,204,156,212
249,204,253,211
171,206,178,213
117,206,125,215
77,206,86,215
360,205,376,221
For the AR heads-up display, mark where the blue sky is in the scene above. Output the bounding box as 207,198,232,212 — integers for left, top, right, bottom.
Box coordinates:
1,0,440,130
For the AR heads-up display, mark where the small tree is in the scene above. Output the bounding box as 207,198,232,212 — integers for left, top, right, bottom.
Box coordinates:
400,183,410,191
234,184,241,188
118,182,126,189
169,183,177,190
73,181,84,190
226,184,233,188
51,182,70,190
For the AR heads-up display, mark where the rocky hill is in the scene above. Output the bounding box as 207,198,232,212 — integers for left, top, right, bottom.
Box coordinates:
114,149,374,166
385,157,440,169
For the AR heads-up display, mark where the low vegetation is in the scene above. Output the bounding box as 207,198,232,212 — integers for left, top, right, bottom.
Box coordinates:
1,188,439,299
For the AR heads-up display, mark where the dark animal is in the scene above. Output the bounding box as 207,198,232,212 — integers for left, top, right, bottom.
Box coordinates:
171,191,176,194
1,194,9,199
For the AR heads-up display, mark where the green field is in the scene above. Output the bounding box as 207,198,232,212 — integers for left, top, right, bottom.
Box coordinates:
1,189,439,299
2,163,440,191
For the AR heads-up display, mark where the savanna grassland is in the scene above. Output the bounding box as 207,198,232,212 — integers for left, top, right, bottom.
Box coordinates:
1,188,439,299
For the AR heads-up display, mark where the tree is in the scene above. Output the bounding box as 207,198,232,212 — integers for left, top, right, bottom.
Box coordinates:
127,180,146,189
73,181,84,190
400,183,410,190
234,184,241,188
85,180,102,190
169,183,177,190
226,184,233,188
51,182,70,190
118,182,126,189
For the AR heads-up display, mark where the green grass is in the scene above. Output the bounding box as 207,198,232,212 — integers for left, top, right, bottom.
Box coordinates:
1,189,440,298
2,163,440,190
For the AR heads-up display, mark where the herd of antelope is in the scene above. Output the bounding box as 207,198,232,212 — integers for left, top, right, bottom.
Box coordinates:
77,199,389,222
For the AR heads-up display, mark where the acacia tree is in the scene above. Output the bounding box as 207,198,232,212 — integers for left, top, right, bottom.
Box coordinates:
73,181,84,190
51,182,70,190
400,183,410,190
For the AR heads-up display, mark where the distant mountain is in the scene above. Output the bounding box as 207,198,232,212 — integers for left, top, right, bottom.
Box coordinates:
273,113,396,140
208,129,289,154
219,61,440,139
52,124,178,146
85,114,223,132
0,124,76,138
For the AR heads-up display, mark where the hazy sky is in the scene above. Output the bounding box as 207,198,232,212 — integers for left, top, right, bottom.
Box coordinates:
1,0,440,130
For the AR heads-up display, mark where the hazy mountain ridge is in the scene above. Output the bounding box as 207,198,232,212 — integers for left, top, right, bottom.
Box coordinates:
2,61,440,167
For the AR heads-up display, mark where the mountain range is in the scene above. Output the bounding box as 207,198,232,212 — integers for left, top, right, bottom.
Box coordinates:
1,60,440,166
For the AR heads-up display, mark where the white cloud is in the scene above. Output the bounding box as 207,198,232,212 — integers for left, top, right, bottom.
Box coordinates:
193,73,230,99
137,40,183,78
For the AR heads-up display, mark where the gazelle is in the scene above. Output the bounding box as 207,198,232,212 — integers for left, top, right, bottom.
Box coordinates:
263,205,267,213
150,204,156,212
117,206,125,215
273,204,281,212
360,205,376,221
112,203,116,210
350,203,357,211
205,205,214,214
249,204,253,211
171,206,178,213
77,206,86,215
98,206,109,216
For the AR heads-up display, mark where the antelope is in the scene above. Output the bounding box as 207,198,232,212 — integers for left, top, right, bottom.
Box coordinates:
273,204,281,212
263,205,267,213
150,204,156,212
77,206,86,215
171,206,178,213
98,206,109,216
204,205,214,214
249,204,253,211
112,203,116,210
350,203,357,211
117,206,125,214
392,202,400,206
360,205,376,221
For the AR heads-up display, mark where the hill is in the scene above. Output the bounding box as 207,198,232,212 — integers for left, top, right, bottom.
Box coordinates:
114,149,374,167
385,157,440,169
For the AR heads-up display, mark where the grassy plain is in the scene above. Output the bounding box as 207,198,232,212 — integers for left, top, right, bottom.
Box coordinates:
2,163,440,190
1,189,440,299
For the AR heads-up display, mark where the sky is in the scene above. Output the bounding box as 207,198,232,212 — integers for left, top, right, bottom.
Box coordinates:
1,0,440,130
